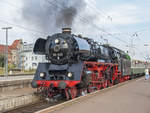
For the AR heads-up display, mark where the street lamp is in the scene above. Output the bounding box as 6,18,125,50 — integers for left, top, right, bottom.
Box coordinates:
127,33,139,57
2,27,12,76
144,44,150,61
21,42,27,72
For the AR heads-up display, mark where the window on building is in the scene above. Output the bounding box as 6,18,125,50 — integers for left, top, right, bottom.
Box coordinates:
26,57,28,60
32,57,34,60
35,56,37,60
32,63,37,67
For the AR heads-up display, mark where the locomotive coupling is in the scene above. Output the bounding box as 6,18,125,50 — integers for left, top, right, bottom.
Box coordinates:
58,81,67,89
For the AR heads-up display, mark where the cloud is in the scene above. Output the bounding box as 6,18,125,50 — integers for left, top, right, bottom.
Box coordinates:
106,4,141,25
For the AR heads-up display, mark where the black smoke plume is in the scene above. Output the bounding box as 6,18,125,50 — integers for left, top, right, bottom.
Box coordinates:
21,0,86,33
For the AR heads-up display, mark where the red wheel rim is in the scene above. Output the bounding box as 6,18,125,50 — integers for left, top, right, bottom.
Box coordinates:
97,84,101,90
70,87,77,99
88,84,94,93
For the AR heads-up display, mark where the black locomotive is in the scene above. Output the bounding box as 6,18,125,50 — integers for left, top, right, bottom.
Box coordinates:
31,28,131,100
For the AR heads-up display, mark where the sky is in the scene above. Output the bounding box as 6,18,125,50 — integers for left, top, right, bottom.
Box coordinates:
0,0,150,60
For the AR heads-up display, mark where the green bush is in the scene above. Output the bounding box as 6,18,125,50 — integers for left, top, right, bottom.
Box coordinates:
0,54,5,67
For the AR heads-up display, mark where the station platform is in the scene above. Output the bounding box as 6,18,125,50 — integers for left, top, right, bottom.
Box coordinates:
0,78,33,93
0,75,37,112
51,77,150,113
0,75,33,93
0,87,38,112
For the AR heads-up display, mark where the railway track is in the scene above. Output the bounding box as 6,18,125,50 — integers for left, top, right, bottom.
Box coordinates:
4,99,65,113
4,76,143,113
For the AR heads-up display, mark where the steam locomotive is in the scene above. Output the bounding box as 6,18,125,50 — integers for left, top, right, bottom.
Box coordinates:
31,28,145,100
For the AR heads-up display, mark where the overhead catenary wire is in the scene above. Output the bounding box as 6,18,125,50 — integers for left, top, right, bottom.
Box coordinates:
85,1,144,46
0,19,48,36
0,0,49,36
45,0,128,44
85,4,129,44
86,2,112,20
134,26,150,33
0,0,95,36
86,2,128,37
0,0,128,44
0,0,21,9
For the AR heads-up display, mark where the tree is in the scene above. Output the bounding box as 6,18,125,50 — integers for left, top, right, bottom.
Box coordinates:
0,54,5,67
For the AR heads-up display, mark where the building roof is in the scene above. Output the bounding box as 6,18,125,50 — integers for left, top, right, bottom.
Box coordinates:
0,39,22,54
0,45,11,54
9,39,22,50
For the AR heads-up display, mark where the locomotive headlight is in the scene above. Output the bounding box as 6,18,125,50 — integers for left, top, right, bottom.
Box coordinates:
68,73,72,78
40,72,45,78
55,39,60,44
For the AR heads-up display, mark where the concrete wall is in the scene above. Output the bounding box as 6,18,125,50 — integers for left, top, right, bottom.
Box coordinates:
0,79,32,93
0,79,39,112
0,93,39,112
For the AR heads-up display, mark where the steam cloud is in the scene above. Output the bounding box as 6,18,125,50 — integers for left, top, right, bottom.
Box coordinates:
21,0,86,33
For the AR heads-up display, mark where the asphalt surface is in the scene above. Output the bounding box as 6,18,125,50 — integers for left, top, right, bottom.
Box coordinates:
51,78,150,113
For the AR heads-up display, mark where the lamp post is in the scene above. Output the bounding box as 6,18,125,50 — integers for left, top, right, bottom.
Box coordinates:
126,33,138,57
2,27,12,76
144,44,150,61
21,42,27,72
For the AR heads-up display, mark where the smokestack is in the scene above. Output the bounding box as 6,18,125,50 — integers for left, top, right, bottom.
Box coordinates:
62,28,71,34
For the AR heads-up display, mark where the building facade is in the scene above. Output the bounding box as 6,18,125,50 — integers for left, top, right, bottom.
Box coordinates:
0,40,46,70
0,39,22,67
20,43,47,70
9,40,22,67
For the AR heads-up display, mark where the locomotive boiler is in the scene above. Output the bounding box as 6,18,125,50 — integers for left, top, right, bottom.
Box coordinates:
33,28,113,65
31,28,132,100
